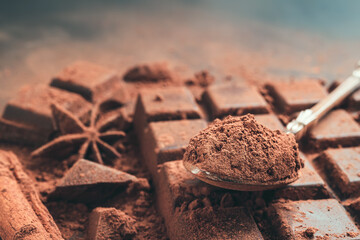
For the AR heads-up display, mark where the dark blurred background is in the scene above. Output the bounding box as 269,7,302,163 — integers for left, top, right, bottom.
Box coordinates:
1,0,360,110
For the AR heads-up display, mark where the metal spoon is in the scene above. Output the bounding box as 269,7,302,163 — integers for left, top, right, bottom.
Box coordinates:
184,64,360,191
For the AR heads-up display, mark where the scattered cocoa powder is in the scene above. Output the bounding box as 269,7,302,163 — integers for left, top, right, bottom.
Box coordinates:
183,114,303,183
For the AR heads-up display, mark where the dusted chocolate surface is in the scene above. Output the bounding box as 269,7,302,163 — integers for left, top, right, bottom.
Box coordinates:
265,79,327,114
308,109,360,149
203,83,269,119
183,114,302,183
269,199,360,239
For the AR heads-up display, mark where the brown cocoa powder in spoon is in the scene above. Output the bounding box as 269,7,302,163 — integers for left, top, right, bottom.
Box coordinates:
183,114,303,183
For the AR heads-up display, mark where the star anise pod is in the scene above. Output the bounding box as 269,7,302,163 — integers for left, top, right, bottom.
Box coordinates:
31,103,125,164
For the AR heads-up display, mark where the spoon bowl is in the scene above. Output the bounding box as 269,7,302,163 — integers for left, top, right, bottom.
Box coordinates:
183,160,300,191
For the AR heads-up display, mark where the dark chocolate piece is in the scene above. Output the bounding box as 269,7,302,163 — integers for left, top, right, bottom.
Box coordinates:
140,119,207,176
265,79,327,113
202,83,268,119
133,86,201,137
271,157,329,200
123,63,173,83
88,207,137,240
308,109,360,149
0,118,49,146
50,159,137,203
157,160,264,240
317,147,360,198
254,114,285,131
2,84,91,133
268,199,360,239
51,61,126,103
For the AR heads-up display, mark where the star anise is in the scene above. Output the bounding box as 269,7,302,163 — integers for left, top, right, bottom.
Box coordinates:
31,103,125,164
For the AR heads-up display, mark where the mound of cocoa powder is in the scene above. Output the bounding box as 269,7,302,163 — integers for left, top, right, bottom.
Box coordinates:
183,114,303,183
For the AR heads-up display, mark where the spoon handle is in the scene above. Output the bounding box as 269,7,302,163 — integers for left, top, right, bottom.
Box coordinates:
286,65,360,139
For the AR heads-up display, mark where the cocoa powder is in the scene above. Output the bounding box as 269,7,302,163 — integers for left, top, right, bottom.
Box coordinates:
183,114,303,183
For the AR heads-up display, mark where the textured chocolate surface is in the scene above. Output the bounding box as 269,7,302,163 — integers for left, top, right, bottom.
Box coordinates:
203,83,268,119
317,147,360,198
140,119,207,176
0,118,49,146
308,109,360,149
88,207,137,240
269,199,360,239
270,158,329,200
254,114,285,131
265,79,327,114
50,159,137,203
2,84,91,132
157,160,263,240
51,61,126,103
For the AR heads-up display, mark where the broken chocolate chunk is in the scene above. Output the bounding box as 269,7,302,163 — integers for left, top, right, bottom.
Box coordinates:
51,61,127,103
89,207,137,240
202,83,269,119
49,159,137,203
254,114,285,131
2,84,91,134
123,63,173,83
268,199,360,239
134,86,201,138
265,79,327,114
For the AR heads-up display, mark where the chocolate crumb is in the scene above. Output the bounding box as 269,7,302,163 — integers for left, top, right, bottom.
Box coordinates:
183,114,303,183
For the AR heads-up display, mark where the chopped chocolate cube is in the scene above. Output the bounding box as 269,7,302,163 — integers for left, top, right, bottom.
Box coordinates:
88,207,137,240
308,109,360,149
265,79,327,113
134,86,201,137
51,61,127,103
50,159,137,203
157,160,263,240
0,118,49,146
141,119,207,176
317,147,360,198
268,199,360,239
254,114,285,131
2,84,91,133
202,83,269,119
271,157,329,200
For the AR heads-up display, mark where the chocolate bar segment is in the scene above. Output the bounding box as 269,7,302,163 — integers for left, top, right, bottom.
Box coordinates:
88,207,137,240
50,159,137,203
270,157,330,200
2,84,91,133
254,114,285,131
157,160,264,240
134,86,201,137
140,119,207,177
316,147,360,198
202,83,268,119
0,118,49,146
268,199,360,239
308,109,360,149
51,61,126,103
265,79,327,114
